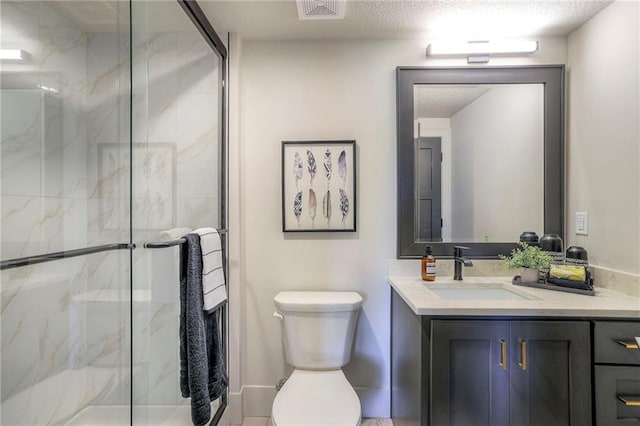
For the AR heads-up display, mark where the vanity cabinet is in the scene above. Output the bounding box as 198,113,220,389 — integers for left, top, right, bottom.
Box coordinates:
431,320,591,426
593,321,640,424
390,290,592,426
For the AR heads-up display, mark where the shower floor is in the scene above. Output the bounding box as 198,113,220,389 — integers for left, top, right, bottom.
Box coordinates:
65,402,219,425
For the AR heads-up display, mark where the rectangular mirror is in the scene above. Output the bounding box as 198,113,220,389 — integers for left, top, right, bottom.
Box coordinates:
397,66,564,258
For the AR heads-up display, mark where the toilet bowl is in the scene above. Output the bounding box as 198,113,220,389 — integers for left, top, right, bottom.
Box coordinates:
272,291,363,426
272,369,361,426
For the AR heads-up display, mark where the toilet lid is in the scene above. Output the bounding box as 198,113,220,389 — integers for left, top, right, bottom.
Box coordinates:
272,369,361,426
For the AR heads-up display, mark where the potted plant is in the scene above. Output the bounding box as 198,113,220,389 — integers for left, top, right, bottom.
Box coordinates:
499,242,553,283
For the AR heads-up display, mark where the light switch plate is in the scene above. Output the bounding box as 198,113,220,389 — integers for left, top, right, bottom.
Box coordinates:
575,212,588,235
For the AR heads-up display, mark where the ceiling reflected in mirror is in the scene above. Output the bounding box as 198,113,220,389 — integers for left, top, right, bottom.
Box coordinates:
414,85,489,119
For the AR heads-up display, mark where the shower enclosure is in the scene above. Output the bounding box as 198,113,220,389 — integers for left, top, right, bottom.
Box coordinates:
0,0,228,424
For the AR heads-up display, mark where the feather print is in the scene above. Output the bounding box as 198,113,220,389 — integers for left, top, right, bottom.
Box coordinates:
339,188,349,223
293,152,303,188
338,150,347,184
322,190,331,225
323,149,332,181
294,191,303,224
306,150,316,185
308,188,317,226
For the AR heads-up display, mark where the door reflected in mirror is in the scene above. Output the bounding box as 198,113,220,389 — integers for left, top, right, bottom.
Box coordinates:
413,83,544,243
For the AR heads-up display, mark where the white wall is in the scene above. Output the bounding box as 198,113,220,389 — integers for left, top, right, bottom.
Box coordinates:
450,85,544,241
235,37,566,417
567,0,640,273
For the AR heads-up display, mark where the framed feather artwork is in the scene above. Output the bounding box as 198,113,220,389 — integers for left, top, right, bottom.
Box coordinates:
282,140,356,232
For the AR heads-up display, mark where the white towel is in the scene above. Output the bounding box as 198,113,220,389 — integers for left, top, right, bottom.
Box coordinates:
159,227,192,240
193,227,227,312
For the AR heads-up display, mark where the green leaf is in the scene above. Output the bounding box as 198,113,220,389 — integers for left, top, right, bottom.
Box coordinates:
499,242,553,270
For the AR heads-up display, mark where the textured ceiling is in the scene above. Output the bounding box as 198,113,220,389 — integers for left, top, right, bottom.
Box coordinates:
200,0,613,40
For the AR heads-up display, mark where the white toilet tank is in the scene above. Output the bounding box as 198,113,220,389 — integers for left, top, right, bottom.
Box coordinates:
273,291,363,370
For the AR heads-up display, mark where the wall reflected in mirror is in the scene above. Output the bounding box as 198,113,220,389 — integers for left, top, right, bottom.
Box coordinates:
413,83,544,243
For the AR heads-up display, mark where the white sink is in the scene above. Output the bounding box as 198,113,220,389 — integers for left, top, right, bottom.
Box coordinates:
427,285,536,301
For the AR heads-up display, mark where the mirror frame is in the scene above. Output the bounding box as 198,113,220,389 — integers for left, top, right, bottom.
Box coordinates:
397,65,564,258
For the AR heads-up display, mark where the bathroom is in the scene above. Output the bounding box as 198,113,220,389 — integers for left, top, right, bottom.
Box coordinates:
1,0,639,425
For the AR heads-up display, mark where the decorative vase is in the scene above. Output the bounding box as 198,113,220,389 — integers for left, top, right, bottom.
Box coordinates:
540,233,564,264
566,246,589,267
521,267,539,283
519,231,539,246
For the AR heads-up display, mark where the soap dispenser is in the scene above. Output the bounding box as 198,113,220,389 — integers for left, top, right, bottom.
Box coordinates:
421,246,436,281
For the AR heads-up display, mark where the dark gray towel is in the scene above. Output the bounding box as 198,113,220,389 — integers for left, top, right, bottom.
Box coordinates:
180,233,228,426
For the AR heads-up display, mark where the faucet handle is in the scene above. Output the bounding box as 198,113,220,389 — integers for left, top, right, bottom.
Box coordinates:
454,246,470,256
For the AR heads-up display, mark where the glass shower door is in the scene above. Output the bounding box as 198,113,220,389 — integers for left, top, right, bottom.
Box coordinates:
1,0,226,423
1,1,132,424
130,1,227,424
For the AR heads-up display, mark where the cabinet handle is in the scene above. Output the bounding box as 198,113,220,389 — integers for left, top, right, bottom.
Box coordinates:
499,338,507,370
617,340,639,349
617,395,640,406
518,339,527,370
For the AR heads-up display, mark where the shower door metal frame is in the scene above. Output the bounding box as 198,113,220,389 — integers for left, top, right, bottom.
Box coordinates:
175,1,229,424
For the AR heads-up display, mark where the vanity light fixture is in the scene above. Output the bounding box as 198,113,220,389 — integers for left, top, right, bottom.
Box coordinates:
426,40,538,64
0,49,29,61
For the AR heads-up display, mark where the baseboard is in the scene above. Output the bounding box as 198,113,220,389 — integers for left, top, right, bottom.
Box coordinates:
228,391,243,425
238,385,390,418
242,386,277,417
355,387,390,418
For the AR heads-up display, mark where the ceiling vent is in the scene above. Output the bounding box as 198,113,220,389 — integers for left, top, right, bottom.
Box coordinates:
296,0,345,20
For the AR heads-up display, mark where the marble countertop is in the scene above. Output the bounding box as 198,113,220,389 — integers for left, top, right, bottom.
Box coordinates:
388,275,640,317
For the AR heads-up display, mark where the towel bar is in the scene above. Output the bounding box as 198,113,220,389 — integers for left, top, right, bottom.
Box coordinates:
0,243,133,270
144,229,227,249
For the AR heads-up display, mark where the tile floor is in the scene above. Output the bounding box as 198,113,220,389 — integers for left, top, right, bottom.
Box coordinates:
240,418,393,426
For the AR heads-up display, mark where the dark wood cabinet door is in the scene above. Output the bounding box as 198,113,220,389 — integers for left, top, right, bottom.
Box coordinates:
595,365,640,425
431,320,510,426
509,321,591,426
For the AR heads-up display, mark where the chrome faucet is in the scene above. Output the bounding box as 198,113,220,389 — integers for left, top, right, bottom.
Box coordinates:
453,246,473,280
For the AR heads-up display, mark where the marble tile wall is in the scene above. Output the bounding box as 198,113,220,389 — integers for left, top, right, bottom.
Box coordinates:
130,29,220,242
86,30,131,247
1,1,91,259
1,253,129,424
80,19,132,411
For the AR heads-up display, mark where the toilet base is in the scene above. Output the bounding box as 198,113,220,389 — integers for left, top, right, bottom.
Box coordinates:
271,369,361,426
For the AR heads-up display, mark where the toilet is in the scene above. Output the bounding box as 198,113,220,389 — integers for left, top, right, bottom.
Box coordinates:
272,291,363,426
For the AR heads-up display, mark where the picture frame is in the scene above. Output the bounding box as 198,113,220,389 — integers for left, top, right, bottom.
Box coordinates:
282,140,356,232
